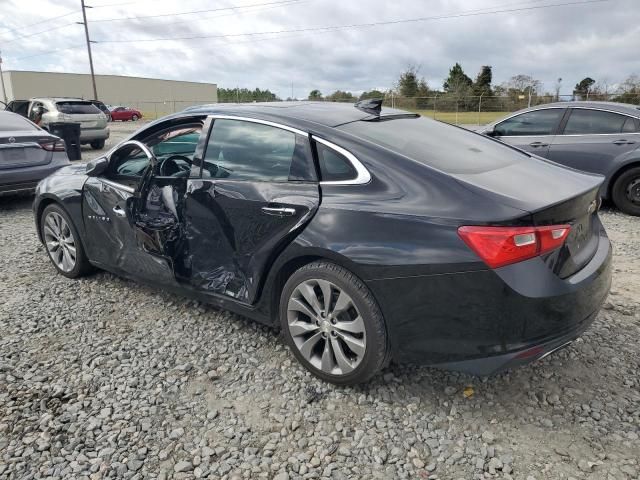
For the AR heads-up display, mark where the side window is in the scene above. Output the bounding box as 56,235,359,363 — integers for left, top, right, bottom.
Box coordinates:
316,143,357,182
143,124,202,176
494,109,563,136
107,144,151,182
563,109,636,135
621,117,638,133
202,119,299,182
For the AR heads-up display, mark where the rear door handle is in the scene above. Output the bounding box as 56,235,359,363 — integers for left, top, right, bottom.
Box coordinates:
613,139,635,145
261,206,296,217
113,205,126,217
529,141,549,148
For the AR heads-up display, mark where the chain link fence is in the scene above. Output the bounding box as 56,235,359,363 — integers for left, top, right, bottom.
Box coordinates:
112,93,640,125
381,93,640,125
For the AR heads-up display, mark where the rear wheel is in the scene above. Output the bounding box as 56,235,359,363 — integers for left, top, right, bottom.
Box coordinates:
611,166,640,216
280,261,390,385
90,140,105,150
40,204,91,278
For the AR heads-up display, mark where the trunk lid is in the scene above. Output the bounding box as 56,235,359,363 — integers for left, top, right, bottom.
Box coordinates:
0,132,54,169
451,158,604,278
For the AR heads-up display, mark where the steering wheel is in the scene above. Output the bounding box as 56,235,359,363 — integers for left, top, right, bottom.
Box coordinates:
160,155,192,177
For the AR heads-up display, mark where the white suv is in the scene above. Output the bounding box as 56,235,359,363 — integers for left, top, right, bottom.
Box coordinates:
6,97,110,150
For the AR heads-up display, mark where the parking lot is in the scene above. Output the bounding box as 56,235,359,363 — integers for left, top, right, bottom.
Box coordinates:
0,121,639,480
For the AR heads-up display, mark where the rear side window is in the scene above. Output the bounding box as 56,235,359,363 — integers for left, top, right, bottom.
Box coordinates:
563,109,637,134
494,109,564,136
316,143,357,182
622,117,638,133
0,113,37,131
56,101,101,114
203,119,307,182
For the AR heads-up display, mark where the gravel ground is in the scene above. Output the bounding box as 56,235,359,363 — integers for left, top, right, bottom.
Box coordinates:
1,121,639,480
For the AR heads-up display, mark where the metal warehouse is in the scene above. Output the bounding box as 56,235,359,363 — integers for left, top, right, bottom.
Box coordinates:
0,70,217,115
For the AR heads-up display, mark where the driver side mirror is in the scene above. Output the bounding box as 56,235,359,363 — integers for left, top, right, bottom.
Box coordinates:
86,156,109,176
484,126,498,137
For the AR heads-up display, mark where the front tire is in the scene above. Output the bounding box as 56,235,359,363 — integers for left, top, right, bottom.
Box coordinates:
40,204,92,278
90,140,105,150
131,114,138,121
280,261,390,385
611,166,640,216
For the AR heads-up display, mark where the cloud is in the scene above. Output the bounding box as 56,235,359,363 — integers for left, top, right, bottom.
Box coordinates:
1,0,639,99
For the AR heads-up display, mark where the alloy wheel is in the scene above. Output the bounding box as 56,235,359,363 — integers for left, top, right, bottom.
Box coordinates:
287,279,366,375
43,212,77,272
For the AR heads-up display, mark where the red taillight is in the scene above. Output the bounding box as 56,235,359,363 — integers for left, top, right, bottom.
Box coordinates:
458,224,571,269
39,140,66,152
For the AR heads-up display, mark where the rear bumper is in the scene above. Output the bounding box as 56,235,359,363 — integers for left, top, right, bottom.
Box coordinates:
0,154,70,196
80,128,110,142
367,224,612,374
431,308,598,376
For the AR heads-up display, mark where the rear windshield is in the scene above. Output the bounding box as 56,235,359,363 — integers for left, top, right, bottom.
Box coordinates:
338,117,524,174
56,101,101,114
0,113,38,131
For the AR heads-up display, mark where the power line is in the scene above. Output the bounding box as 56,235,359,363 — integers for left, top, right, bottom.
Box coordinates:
0,11,78,35
89,0,306,23
93,0,609,44
3,22,81,45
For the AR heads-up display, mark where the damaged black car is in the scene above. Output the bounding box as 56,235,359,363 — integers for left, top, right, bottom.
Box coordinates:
34,101,612,384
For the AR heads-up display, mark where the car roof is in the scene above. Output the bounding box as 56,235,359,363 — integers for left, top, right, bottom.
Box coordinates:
523,101,640,116
31,97,86,102
183,101,413,128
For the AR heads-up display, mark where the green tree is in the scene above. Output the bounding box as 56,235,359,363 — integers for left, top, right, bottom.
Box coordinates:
359,89,386,100
325,90,356,102
443,63,472,95
574,77,596,100
396,66,421,97
308,89,323,100
217,87,279,102
473,65,493,96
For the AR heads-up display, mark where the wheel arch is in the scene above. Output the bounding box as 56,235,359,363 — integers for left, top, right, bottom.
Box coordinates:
36,197,90,256
263,247,375,326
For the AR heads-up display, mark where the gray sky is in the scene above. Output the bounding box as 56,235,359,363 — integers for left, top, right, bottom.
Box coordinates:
1,0,638,98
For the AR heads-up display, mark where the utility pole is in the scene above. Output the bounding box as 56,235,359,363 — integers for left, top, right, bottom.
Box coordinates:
79,0,98,100
0,51,7,104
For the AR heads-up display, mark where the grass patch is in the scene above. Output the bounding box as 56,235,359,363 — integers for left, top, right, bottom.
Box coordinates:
411,110,510,125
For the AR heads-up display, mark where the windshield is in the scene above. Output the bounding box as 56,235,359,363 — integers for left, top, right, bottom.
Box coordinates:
0,113,38,131
56,101,101,114
338,117,525,174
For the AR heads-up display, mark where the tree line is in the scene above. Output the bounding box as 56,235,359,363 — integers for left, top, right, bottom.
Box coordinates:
305,64,640,111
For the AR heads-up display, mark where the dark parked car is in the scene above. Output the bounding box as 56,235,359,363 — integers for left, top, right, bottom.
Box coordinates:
110,106,142,122
90,100,112,122
0,111,70,196
479,102,640,216
33,101,611,384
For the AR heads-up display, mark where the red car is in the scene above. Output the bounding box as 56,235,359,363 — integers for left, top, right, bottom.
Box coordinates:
110,106,142,122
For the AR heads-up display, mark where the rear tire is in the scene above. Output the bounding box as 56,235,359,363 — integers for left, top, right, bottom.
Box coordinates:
40,204,92,278
90,140,105,150
279,261,390,385
611,166,640,216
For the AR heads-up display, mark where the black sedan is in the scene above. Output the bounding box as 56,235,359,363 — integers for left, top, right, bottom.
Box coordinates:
33,101,612,384
0,111,70,196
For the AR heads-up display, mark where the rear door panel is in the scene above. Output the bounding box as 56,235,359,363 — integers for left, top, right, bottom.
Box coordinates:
548,108,640,174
